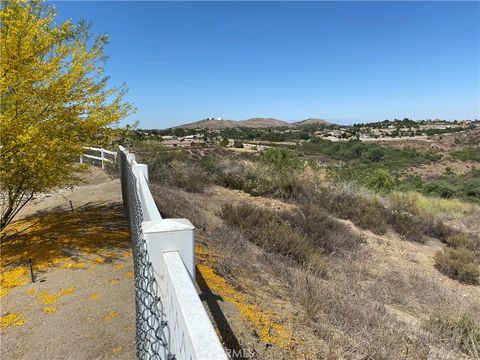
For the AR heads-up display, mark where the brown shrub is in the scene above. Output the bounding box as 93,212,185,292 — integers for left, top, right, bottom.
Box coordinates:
134,143,211,192
434,247,479,285
219,202,311,264
387,210,425,243
220,202,364,260
446,233,480,253
316,183,389,235
282,203,365,255
150,184,208,229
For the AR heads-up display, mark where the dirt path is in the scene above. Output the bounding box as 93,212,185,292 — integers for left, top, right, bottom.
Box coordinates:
0,167,135,360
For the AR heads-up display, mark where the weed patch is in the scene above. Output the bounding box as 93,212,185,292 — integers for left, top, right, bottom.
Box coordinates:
424,313,480,357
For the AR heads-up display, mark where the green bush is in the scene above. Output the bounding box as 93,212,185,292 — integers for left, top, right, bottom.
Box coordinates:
423,180,457,198
396,175,424,192
451,148,480,162
233,140,243,148
262,147,302,171
461,178,480,199
304,139,441,170
201,157,218,173
365,168,395,193
421,170,480,203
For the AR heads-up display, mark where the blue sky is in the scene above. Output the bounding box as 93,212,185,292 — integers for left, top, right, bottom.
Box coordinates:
52,1,480,128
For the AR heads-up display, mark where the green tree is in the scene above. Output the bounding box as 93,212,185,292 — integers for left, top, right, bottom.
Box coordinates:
365,169,395,193
0,0,134,229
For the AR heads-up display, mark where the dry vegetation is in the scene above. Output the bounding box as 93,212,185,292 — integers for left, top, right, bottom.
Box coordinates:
135,138,480,359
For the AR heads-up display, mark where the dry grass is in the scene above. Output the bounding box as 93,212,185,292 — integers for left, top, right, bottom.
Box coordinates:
424,313,480,357
434,248,479,285
219,202,364,274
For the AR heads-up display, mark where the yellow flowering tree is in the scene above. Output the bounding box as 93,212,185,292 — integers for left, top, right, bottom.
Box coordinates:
0,0,134,229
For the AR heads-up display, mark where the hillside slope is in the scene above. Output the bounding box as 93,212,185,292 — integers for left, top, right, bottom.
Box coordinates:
293,118,330,126
175,117,293,129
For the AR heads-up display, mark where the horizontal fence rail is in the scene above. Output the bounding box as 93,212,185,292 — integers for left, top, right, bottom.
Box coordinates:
80,146,117,169
118,146,227,360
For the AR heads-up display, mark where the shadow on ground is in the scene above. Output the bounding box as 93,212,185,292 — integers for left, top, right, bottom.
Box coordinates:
0,203,131,299
197,267,245,360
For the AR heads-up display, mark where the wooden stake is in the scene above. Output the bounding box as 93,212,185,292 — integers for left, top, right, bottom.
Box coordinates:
28,258,35,283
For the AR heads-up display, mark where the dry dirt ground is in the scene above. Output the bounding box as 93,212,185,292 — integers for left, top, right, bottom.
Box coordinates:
0,167,135,359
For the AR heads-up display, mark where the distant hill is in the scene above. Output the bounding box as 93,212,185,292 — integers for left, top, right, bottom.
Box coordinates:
176,119,239,129
293,118,330,126
174,117,330,129
241,118,293,128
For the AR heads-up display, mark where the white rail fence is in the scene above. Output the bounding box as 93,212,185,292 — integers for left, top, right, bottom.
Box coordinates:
80,146,117,169
117,146,227,360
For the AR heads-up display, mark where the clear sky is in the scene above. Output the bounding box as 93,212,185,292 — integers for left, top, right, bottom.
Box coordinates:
52,1,480,128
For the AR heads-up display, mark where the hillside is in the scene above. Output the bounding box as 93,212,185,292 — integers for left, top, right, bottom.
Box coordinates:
293,118,330,126
174,117,330,129
134,140,480,359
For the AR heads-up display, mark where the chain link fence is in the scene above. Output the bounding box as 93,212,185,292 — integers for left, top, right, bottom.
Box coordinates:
119,149,174,360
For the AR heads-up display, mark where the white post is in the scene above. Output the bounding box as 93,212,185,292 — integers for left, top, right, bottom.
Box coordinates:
80,155,83,164
133,164,148,182
100,149,105,169
143,219,195,281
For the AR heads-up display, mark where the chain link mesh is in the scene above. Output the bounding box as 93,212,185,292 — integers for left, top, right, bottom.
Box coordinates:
119,150,174,360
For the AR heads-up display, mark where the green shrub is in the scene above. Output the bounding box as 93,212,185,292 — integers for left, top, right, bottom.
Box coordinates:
396,175,424,192
262,147,302,171
217,173,245,190
434,247,479,284
461,178,480,199
303,139,441,170
424,313,480,356
201,157,218,173
451,148,480,162
423,180,457,198
241,175,271,197
233,140,243,148
420,170,480,203
365,168,395,193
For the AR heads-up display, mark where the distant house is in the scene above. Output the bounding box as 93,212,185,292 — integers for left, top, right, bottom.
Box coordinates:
184,134,203,140
162,137,206,148
161,135,177,140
